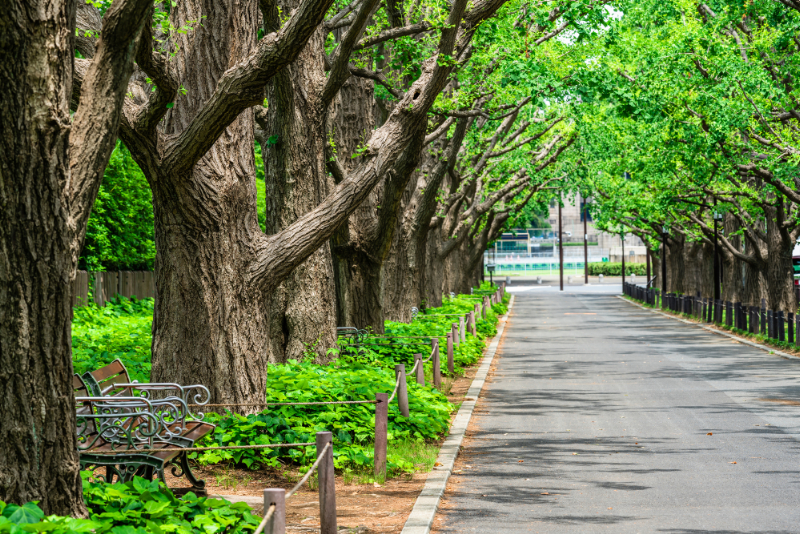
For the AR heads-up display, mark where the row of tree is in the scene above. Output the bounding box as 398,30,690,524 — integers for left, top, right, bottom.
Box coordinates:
573,0,800,314
0,0,602,516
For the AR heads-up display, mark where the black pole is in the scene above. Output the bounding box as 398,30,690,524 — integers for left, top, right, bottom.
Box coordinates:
559,198,564,291
583,200,588,284
662,229,668,306
646,248,651,288
621,230,626,287
713,212,720,301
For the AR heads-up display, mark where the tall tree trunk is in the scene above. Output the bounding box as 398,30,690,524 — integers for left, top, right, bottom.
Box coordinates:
721,214,741,302
666,234,685,294
764,206,797,313
331,76,381,330
0,0,85,515
148,0,272,406
262,20,337,363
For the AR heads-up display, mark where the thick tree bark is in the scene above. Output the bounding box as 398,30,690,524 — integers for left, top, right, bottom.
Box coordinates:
1,0,149,514
146,0,274,406
666,234,686,294
262,19,337,363
0,0,84,514
764,205,798,312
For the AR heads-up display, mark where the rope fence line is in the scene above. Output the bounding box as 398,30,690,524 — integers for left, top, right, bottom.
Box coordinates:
252,504,276,534
286,441,331,499
189,399,379,408
84,442,315,455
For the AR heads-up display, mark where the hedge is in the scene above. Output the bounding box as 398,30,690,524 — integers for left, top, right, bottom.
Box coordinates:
587,262,646,276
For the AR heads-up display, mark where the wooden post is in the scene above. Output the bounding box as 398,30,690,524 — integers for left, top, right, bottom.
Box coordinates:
446,332,454,374
414,353,425,386
482,297,487,318
374,393,387,479
789,312,795,344
459,316,466,343
768,310,774,338
263,489,286,534
451,323,459,347
395,364,409,417
778,310,786,342
432,338,441,389
796,314,800,347
469,311,476,336
316,432,337,534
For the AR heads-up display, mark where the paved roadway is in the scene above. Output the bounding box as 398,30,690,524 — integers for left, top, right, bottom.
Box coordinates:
438,287,800,533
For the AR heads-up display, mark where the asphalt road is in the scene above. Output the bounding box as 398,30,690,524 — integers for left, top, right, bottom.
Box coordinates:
437,290,800,533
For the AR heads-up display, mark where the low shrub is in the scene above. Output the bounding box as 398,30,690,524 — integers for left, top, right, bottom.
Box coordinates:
72,297,154,383
587,262,646,276
0,475,258,534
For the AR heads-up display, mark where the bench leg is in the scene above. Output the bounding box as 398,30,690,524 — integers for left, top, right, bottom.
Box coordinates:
169,452,207,496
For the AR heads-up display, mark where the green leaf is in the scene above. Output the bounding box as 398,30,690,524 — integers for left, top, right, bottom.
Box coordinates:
4,503,44,525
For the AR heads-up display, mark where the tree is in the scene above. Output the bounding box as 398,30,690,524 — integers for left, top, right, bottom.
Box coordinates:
0,0,154,514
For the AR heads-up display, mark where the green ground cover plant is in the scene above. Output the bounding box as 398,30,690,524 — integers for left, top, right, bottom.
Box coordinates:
71,287,507,480
72,297,154,383
0,475,258,534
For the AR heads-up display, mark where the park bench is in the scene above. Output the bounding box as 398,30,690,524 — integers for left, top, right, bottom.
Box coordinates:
74,359,214,495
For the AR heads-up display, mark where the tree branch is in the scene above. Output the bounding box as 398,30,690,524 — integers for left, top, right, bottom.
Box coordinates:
322,0,382,106
161,0,338,175
69,0,152,242
349,67,404,98
355,21,432,50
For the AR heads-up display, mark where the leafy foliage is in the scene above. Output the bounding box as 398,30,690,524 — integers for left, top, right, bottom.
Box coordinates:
71,289,507,476
72,297,154,384
80,142,155,272
0,475,258,534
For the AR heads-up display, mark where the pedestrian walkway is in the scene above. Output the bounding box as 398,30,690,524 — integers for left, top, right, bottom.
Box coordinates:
436,290,800,533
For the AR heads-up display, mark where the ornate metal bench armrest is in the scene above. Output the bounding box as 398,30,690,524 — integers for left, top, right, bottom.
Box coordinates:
75,397,163,451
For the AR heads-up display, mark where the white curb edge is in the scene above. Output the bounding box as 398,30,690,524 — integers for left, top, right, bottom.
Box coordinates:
618,295,800,362
399,294,515,534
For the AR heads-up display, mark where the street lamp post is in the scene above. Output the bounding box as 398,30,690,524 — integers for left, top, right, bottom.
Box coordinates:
559,197,564,291
621,229,626,287
713,209,722,301
583,198,589,285
661,225,668,305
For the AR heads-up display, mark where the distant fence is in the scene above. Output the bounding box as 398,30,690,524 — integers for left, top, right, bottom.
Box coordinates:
72,271,155,307
624,282,800,343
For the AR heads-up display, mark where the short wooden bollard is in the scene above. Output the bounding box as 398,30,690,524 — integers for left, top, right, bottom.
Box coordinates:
263,489,286,534
431,338,441,389
469,311,476,336
316,432,337,534
459,316,466,343
395,364,409,417
374,393,388,479
790,312,795,344
768,310,774,338
795,314,800,347
778,310,785,342
446,332,454,374
451,323,459,347
414,353,425,386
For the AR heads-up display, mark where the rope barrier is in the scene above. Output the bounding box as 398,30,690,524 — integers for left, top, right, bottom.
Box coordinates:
190,399,378,408
83,442,314,455
387,374,402,403
286,442,331,499
253,504,276,534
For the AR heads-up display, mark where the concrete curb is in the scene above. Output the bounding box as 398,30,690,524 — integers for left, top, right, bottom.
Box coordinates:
618,295,800,362
400,295,515,534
